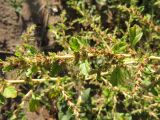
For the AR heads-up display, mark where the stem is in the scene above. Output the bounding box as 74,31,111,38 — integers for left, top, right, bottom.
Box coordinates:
51,54,160,60
149,56,160,60
4,77,58,84
2,72,109,84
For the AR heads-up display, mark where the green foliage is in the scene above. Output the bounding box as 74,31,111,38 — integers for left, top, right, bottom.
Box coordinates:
29,95,40,112
69,37,80,52
10,0,24,14
1,0,160,119
69,36,88,52
26,65,38,77
110,66,129,86
129,25,143,48
79,60,90,77
112,41,128,53
3,86,17,98
81,88,91,103
0,94,5,105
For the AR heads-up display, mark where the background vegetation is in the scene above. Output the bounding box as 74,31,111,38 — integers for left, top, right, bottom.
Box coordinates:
0,0,160,119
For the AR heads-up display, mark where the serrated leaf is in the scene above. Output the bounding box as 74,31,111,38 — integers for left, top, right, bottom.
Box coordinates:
79,60,90,77
3,86,17,98
129,25,143,48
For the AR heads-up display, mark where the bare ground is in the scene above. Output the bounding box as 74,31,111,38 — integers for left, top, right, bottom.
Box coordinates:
0,1,56,119
0,0,22,52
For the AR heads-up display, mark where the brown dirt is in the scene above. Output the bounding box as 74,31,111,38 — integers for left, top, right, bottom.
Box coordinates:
0,0,61,53
0,0,22,52
0,1,61,119
25,107,55,120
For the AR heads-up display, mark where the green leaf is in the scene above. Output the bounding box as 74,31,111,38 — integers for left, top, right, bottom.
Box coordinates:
24,44,37,56
103,88,114,105
62,115,71,120
131,0,139,6
112,41,127,53
81,88,91,102
115,113,132,120
0,94,5,105
69,37,80,52
58,103,73,120
50,62,61,76
154,1,160,7
2,65,14,72
77,36,88,46
79,60,90,77
61,112,72,120
96,0,107,6
150,87,158,96
15,47,22,57
110,66,128,86
3,86,17,98
26,65,38,77
29,96,40,112
129,25,143,48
